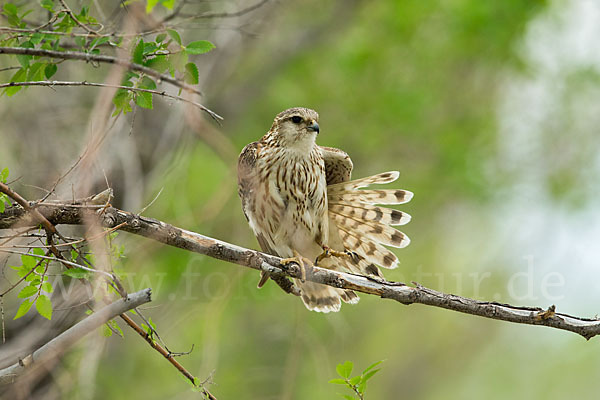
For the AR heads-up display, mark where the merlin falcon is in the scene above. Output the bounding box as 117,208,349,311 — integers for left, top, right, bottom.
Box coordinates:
237,107,412,312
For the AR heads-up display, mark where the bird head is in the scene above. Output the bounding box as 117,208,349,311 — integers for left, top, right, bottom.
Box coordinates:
270,107,320,151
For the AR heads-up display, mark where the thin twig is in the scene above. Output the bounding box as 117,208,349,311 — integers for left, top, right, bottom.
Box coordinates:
57,0,100,34
0,46,222,121
0,80,222,119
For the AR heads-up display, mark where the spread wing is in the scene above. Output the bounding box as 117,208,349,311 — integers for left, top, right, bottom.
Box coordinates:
320,146,412,277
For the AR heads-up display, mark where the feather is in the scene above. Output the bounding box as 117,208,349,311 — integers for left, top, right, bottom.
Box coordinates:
329,202,411,226
335,224,400,269
329,211,409,248
328,189,413,205
327,171,400,193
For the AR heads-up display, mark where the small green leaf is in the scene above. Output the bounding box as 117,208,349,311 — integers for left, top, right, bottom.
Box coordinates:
101,323,113,337
146,0,159,13
17,41,34,68
40,0,54,12
362,360,383,374
328,379,347,385
4,68,27,96
145,55,170,73
27,62,45,81
14,299,33,319
362,368,380,382
336,361,353,379
0,167,8,182
3,3,18,16
44,63,58,79
161,0,175,10
41,281,53,293
132,39,144,64
33,247,44,256
184,40,215,55
17,285,37,298
36,294,53,320
0,200,4,213
21,254,36,269
341,395,354,400
139,76,156,90
135,91,153,109
167,29,181,46
349,376,361,385
155,33,166,43
184,62,199,84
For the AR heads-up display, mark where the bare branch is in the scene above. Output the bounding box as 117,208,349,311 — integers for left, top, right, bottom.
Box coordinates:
0,80,222,118
2,200,600,340
0,288,152,384
0,46,223,121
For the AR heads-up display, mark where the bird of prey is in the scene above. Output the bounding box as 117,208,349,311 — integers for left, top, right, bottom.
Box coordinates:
237,107,412,312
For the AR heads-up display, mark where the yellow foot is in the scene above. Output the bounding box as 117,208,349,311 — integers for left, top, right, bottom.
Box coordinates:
281,249,312,282
315,246,359,265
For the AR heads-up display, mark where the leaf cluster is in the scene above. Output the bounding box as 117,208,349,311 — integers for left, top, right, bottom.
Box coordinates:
329,360,384,400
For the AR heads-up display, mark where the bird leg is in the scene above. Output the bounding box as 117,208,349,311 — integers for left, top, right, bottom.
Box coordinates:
280,249,312,282
315,245,358,265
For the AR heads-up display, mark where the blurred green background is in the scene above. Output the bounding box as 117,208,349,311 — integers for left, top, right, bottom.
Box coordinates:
2,0,600,398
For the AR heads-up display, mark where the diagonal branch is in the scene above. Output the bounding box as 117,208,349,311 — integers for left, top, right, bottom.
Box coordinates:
0,46,222,121
2,200,600,340
0,288,152,384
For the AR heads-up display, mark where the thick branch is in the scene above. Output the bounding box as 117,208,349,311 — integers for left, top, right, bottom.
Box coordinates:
0,46,222,121
2,202,600,340
0,288,152,384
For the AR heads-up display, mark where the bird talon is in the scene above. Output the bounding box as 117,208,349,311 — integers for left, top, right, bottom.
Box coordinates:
281,250,308,282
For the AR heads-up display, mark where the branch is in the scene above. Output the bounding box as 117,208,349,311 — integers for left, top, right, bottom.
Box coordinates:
0,288,152,384
0,46,222,121
2,201,600,340
0,80,220,116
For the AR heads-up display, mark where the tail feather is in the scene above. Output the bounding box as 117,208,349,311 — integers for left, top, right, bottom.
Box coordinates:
328,189,413,205
329,210,409,249
327,171,400,193
329,202,411,226
299,281,359,312
335,223,399,269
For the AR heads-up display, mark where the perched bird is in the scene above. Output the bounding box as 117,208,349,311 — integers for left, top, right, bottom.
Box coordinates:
237,107,412,312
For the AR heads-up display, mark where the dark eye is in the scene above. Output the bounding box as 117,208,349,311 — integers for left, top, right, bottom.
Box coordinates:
291,116,302,124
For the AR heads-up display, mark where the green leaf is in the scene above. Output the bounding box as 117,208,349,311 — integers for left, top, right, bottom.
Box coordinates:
167,29,181,46
27,62,46,81
357,380,367,394
4,67,27,96
17,285,37,298
139,76,156,90
0,167,8,182
3,3,18,16
184,40,215,55
0,200,4,213
132,39,144,64
146,0,159,13
145,55,170,73
349,376,361,385
362,368,380,382
143,42,158,55
30,32,44,45
17,41,34,68
43,63,57,79
21,254,36,269
155,33,167,43
14,299,33,319
161,0,175,10
109,320,124,336
40,0,54,12
63,268,92,279
41,281,53,293
135,91,153,109
33,247,44,256
36,294,53,320
101,323,113,337
341,395,354,400
362,360,383,374
328,379,347,385
336,361,353,379
184,62,199,84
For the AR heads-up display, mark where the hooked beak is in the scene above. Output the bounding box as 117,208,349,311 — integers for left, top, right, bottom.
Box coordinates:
307,122,320,134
